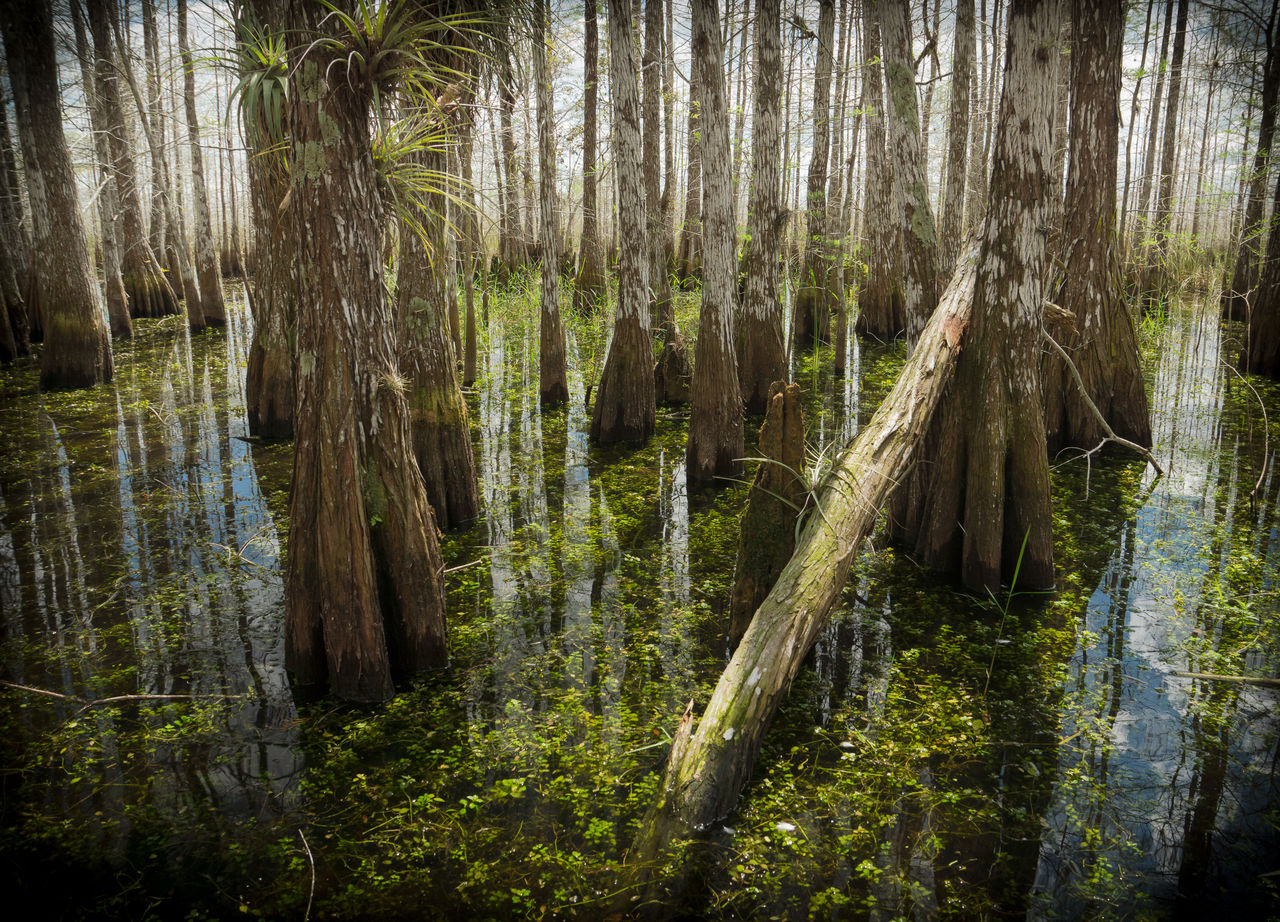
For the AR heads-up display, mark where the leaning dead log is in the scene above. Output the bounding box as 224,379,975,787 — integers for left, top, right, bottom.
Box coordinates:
627,244,980,886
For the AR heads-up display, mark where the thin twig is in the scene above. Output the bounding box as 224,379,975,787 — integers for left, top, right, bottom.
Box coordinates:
1219,359,1270,508
299,829,316,922
1042,329,1165,476
1,681,231,715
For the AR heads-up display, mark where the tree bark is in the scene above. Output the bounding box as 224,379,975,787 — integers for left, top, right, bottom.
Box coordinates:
71,0,132,338
939,0,975,286
890,0,1059,595
284,4,447,702
498,35,527,276
1134,0,1173,240
1142,0,1189,300
793,0,836,349
881,0,938,343
2,0,113,388
574,0,607,311
534,0,569,407
591,0,657,443
644,0,674,333
1044,0,1151,455
87,0,179,321
687,0,744,485
1242,168,1280,376
630,241,979,877
857,1,904,340
738,0,787,414
241,0,294,440
179,0,227,327
1223,6,1279,321
0,83,31,357
675,60,702,286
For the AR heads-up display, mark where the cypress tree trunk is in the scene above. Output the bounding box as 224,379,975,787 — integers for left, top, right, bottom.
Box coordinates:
675,66,702,286
1134,0,1173,240
241,0,294,440
1223,16,1279,321
1143,0,1190,300
1242,169,1280,376
1119,0,1155,249
71,0,132,338
2,0,113,387
142,0,167,265
86,0,179,321
397,145,480,531
458,77,480,388
794,0,836,350
573,0,607,312
857,1,904,340
686,0,744,485
284,4,447,702
179,0,227,326
644,0,674,332
0,87,31,357
498,37,527,275
881,0,938,343
591,0,656,443
1044,0,1151,455
534,0,568,407
890,0,1060,595
738,0,786,414
939,0,975,286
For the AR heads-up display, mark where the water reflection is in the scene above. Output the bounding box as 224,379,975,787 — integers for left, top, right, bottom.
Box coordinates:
0,288,299,854
1029,300,1280,917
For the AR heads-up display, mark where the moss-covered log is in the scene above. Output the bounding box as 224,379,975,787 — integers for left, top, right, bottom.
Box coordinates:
628,245,977,884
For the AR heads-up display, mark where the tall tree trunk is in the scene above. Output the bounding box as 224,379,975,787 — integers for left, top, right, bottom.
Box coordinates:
179,0,227,327
675,62,702,286
890,0,1060,594
284,3,448,702
662,0,676,262
687,0,744,484
1119,0,1155,250
87,0,179,320
1143,0,1190,299
1134,0,1173,239
1242,170,1280,376
458,78,480,388
240,0,294,440
793,0,836,349
1044,0,1151,455
939,0,975,286
738,0,786,414
534,0,568,407
574,0,607,311
0,83,31,355
881,0,938,343
498,35,526,275
644,0,674,332
397,145,481,530
963,0,992,235
1223,7,1279,320
2,0,113,387
142,0,167,271
591,0,656,443
857,1,903,339
71,0,132,338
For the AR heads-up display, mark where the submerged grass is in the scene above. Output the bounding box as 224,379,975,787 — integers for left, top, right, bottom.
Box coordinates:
0,281,1277,920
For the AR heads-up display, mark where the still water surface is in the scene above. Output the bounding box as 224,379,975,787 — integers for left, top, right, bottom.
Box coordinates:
0,287,1275,919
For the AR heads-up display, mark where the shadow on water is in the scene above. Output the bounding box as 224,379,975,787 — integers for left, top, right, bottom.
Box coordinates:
1,286,1276,919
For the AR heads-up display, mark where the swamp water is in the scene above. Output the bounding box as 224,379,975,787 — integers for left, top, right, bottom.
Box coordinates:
0,284,1277,920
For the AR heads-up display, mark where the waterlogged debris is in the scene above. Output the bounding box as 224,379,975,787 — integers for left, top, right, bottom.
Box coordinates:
774,822,796,833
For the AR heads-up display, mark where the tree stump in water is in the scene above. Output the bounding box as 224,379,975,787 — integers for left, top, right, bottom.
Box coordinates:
653,324,691,404
729,381,805,647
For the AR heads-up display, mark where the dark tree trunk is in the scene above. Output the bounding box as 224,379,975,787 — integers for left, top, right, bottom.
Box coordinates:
284,3,447,702
939,0,975,286
890,0,1060,595
2,0,113,388
1223,7,1279,321
1243,169,1280,376
534,0,568,407
729,381,805,646
881,0,938,342
0,85,30,358
738,0,786,414
591,0,656,443
1044,0,1151,455
241,0,294,440
793,0,836,349
1134,0,1173,239
398,147,481,531
87,0,179,321
70,0,131,338
1142,0,1190,300
644,0,673,333
857,1,904,340
573,0,607,311
686,0,744,485
179,0,227,327
675,63,702,286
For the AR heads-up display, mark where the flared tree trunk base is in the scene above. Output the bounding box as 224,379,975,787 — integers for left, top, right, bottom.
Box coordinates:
591,316,656,443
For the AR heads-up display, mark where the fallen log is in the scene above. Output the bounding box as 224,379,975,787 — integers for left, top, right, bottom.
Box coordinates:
627,245,980,884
